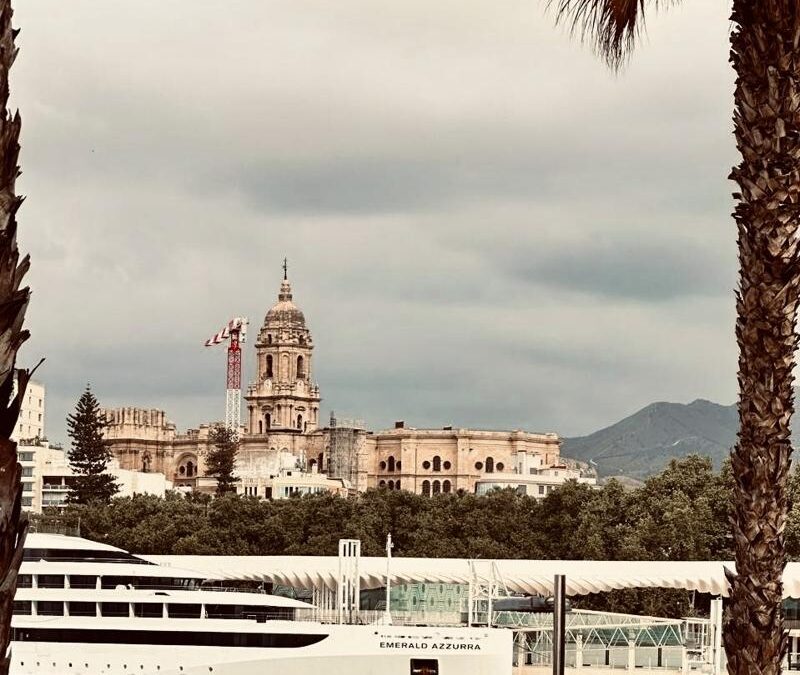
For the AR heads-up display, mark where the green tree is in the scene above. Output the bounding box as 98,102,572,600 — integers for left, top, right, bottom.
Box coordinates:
205,425,238,496
66,385,118,505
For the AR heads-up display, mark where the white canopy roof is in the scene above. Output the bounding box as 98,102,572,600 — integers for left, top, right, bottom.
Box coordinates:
143,556,735,596
142,555,800,599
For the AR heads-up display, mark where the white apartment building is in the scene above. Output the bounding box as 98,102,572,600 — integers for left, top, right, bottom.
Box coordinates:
13,377,45,442
19,440,173,513
474,464,598,500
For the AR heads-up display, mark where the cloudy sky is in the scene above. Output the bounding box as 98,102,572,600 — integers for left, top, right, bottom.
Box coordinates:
12,0,737,444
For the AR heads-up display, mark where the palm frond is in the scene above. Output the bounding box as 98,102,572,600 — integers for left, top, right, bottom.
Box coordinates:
552,0,656,68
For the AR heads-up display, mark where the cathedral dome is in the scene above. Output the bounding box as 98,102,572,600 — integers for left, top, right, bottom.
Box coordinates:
265,279,306,327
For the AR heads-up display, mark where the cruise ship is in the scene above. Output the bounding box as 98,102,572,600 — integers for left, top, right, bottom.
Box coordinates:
10,534,511,675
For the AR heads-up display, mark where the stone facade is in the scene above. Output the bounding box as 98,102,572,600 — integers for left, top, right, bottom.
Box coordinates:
104,271,572,497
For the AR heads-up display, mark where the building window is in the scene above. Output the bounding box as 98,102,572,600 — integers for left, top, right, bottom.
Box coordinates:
388,480,395,490
422,480,431,497
379,461,387,471
388,456,395,472
297,356,305,379
422,461,431,470
258,420,263,434
22,484,32,493
396,461,402,471
432,480,441,495
267,334,273,344
485,457,494,474
539,485,545,495
21,467,32,477
432,456,441,472
443,461,451,470
396,480,401,490
474,461,483,471
379,480,387,489
443,480,451,493
266,355,274,378
297,414,303,430
21,496,32,507
496,462,504,472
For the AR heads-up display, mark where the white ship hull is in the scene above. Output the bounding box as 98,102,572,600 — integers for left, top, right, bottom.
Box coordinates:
10,618,512,675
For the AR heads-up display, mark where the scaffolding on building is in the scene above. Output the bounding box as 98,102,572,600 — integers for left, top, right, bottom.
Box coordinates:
327,412,366,491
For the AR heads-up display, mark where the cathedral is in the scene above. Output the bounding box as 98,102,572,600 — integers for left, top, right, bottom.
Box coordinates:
104,270,570,497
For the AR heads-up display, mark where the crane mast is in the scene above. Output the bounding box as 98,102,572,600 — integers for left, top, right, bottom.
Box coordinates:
205,316,249,432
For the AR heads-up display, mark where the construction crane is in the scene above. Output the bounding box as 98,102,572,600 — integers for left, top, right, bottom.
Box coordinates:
205,316,249,432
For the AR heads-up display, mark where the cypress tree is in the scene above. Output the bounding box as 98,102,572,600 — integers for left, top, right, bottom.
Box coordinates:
205,425,238,496
66,385,118,504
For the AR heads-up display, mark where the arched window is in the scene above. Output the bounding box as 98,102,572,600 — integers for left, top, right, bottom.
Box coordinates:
266,355,274,378
422,480,431,497
396,480,401,490
388,480,395,490
396,461,402,471
297,356,305,379
265,413,271,430
179,465,186,475
433,456,441,472
318,453,324,471
388,456,396,472
297,414,303,430
432,480,441,495
380,461,387,471
258,420,263,434
379,480,387,489
267,334,273,345
443,480,451,493
186,461,194,478
486,457,494,474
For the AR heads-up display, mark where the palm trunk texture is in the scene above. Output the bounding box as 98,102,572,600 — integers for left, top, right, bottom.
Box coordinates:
0,1,30,674
724,0,800,672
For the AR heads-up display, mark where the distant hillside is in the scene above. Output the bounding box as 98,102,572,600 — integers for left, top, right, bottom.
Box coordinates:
562,398,739,478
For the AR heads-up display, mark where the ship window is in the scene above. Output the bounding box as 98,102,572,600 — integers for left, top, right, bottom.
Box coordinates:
11,627,329,649
69,602,96,617
17,574,32,588
168,604,202,619
12,601,31,615
38,575,65,589
69,575,97,589
38,601,64,616
411,659,439,675
101,603,129,618
134,603,164,618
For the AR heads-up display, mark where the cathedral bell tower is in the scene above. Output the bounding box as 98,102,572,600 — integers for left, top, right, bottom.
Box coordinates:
245,264,321,434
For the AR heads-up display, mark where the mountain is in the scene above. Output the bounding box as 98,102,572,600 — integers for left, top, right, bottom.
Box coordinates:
562,398,741,479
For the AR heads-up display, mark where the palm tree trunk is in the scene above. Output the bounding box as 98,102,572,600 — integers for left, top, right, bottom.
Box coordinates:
0,1,31,673
724,0,800,672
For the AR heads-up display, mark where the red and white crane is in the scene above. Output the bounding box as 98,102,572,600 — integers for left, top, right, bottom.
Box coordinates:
205,316,249,432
